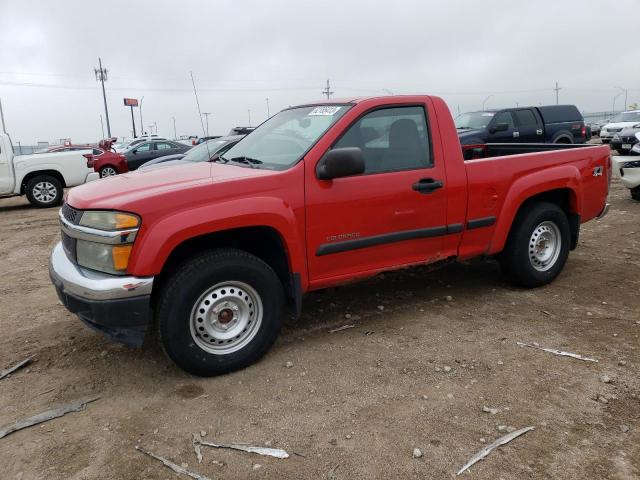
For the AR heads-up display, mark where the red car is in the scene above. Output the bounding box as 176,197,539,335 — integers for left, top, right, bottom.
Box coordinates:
51,95,611,376
84,139,129,177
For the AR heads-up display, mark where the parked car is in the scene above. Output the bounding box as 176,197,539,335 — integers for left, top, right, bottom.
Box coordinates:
140,135,244,170
50,95,610,376
599,110,640,144
229,126,255,135
612,134,640,200
114,136,168,153
0,132,98,207
192,136,222,146
588,118,611,136
85,139,129,177
456,105,587,146
610,125,640,155
122,139,191,170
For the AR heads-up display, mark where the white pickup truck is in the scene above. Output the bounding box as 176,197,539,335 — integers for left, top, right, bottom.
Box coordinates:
0,132,99,207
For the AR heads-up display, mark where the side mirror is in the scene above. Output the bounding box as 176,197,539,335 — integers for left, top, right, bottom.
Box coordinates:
132,149,138,154
316,147,365,180
490,123,509,134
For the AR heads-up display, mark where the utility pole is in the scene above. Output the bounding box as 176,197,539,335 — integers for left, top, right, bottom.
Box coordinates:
172,116,177,139
554,81,562,105
94,58,111,137
266,98,270,118
202,112,212,136
248,109,251,127
0,97,7,133
139,96,144,135
99,114,105,138
190,71,206,137
322,79,334,100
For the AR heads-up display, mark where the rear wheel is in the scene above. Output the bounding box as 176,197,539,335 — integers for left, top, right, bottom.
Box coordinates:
25,175,63,208
99,165,118,177
499,202,570,288
631,186,640,202
156,249,285,376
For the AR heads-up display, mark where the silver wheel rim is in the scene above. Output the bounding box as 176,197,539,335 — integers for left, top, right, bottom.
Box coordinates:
529,221,561,272
101,167,117,177
189,281,263,355
33,181,57,203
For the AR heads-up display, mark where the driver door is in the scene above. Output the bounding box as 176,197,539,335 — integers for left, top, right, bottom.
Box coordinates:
305,104,448,282
127,142,154,170
488,111,518,143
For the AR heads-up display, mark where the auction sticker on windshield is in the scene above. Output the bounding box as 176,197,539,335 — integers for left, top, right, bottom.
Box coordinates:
309,106,342,116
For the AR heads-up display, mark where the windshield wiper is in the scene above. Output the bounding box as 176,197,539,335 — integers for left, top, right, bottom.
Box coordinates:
227,156,263,168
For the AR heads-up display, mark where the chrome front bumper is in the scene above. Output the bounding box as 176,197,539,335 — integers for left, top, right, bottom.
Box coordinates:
49,242,153,300
49,242,154,345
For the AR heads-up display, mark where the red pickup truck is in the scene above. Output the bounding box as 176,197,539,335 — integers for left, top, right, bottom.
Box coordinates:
49,95,611,376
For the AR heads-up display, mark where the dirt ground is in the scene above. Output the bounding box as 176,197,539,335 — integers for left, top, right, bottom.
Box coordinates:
0,174,638,480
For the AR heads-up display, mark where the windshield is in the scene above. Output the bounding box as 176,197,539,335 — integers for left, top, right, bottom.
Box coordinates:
220,105,351,170
183,139,231,162
611,112,640,123
455,111,495,130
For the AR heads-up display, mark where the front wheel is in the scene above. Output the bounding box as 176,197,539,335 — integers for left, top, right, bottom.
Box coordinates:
25,175,63,207
99,165,118,177
156,249,285,376
498,202,570,288
631,186,640,202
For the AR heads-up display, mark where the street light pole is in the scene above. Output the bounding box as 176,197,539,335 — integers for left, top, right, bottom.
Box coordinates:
94,58,111,137
172,116,177,139
266,98,270,118
99,114,105,138
139,96,144,135
482,94,493,110
615,86,628,111
248,109,251,127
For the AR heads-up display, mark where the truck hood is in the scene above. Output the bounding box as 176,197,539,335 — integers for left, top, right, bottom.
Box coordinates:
66,161,272,210
457,128,486,144
603,122,640,130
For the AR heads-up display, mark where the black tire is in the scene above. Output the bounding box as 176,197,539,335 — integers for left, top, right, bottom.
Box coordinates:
25,175,63,208
498,202,570,288
156,248,285,376
99,165,118,177
631,186,640,202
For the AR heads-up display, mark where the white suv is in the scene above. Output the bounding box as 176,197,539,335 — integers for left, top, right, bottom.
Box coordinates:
600,110,640,144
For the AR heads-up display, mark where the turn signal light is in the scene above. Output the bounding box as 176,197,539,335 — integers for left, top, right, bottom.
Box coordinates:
112,245,133,271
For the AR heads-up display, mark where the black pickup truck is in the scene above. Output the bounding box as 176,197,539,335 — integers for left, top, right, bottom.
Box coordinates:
456,105,587,146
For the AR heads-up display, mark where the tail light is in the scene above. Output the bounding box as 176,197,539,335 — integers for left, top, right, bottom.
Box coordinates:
607,154,612,186
581,125,586,138
192,139,197,145
83,153,94,168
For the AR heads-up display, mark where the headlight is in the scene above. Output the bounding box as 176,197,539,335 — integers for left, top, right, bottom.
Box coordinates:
79,211,140,230
76,240,133,275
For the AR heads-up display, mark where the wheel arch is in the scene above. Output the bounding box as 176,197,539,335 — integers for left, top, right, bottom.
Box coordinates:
20,169,66,194
489,167,582,254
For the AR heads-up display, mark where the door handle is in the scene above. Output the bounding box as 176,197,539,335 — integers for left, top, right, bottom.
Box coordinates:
513,131,520,138
412,178,443,194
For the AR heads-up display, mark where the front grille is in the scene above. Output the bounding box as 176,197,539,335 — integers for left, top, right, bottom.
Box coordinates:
61,231,77,262
61,203,82,225
621,137,638,143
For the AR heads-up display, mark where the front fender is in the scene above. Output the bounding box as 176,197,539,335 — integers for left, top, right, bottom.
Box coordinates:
128,196,305,278
488,164,582,254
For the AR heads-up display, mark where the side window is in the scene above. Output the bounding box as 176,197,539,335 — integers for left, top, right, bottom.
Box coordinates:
136,143,152,152
514,109,538,127
492,111,515,129
93,149,103,156
156,142,173,150
334,106,431,174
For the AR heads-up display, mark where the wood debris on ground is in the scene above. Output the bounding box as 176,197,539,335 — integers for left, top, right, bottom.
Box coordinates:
135,446,212,480
192,432,203,463
516,342,598,362
328,324,355,333
199,440,289,458
0,356,35,381
457,426,535,475
0,397,99,439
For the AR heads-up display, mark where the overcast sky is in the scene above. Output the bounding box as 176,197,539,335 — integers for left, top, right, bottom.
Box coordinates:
1,0,638,144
